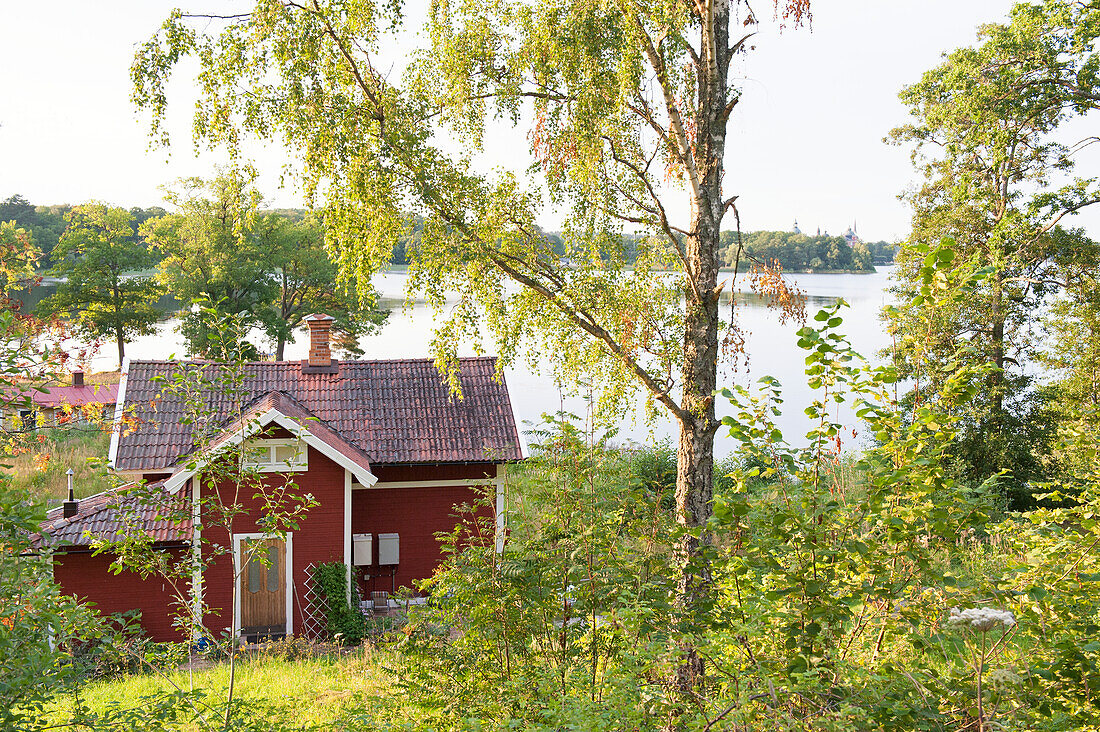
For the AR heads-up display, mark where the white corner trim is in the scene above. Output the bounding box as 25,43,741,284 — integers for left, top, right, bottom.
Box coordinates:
191,477,203,638
163,407,377,493
357,478,495,490
343,469,352,605
232,531,294,637
495,464,506,554
106,356,129,470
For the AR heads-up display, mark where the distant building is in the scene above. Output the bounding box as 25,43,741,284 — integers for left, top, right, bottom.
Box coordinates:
843,222,861,247
3,371,118,431
792,219,802,235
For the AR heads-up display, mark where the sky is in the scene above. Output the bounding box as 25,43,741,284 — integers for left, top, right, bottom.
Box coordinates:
4,0,1093,244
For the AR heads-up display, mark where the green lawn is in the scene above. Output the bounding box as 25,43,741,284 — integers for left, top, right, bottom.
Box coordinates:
46,646,404,730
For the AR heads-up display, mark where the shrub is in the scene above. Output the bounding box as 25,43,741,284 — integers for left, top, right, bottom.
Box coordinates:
311,562,366,645
69,611,184,680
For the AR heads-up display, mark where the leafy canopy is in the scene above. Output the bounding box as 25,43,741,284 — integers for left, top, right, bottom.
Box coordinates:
131,0,807,417
36,204,163,367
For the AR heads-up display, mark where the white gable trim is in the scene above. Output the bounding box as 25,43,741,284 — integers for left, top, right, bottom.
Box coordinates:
163,407,377,493
106,356,129,470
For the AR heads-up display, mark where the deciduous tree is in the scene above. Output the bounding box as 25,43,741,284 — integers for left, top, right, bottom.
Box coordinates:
35,204,163,368
253,213,387,360
142,175,276,359
132,0,810,692
888,2,1100,504
144,176,385,360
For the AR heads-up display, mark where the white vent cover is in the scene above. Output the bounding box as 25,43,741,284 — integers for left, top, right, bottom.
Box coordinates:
352,533,373,566
378,533,399,565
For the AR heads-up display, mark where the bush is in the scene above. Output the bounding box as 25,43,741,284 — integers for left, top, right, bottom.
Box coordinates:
69,611,186,680
311,562,366,645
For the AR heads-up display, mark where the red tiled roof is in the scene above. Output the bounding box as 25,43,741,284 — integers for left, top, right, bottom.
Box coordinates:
114,358,522,472
6,383,119,410
36,483,191,549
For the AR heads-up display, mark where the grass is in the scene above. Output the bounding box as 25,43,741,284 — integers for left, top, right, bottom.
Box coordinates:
47,645,402,730
6,425,115,504
4,370,121,504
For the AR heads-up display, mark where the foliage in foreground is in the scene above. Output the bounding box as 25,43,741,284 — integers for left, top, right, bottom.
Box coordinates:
378,300,1100,730
45,645,397,731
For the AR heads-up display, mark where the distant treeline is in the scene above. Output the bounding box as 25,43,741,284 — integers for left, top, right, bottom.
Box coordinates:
324,212,896,271
0,195,166,270
718,230,896,272
4,194,895,274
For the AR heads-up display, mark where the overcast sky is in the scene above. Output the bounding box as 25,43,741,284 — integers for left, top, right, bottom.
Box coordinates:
7,0,1092,243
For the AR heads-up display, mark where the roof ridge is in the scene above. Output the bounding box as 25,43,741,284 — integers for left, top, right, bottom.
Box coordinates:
127,356,501,366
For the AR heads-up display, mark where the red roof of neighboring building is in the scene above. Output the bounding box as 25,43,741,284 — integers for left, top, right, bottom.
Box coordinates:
113,357,522,472
8,383,119,410
36,482,191,550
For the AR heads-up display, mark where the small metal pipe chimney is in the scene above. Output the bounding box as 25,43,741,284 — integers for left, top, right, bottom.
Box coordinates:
62,468,78,518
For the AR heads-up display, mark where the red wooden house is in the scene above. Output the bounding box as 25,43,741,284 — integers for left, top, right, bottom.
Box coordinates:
3,371,119,431
37,314,522,642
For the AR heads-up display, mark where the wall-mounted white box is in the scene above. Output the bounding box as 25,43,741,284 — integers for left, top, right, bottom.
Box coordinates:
378,533,399,565
352,533,373,565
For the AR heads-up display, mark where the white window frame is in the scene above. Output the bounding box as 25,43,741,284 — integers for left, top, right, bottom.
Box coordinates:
240,438,308,472
232,532,295,637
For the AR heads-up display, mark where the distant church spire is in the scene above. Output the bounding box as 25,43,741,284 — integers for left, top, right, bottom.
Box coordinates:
843,219,861,246
792,218,802,235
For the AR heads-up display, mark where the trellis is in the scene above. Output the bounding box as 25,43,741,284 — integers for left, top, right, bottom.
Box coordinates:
295,562,330,640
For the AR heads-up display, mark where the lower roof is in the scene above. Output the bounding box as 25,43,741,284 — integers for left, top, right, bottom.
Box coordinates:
36,483,191,550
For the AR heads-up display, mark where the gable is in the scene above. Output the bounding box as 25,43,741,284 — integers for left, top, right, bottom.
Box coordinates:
161,392,377,492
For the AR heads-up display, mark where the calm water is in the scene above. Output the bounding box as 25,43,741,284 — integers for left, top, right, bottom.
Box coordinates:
25,267,897,455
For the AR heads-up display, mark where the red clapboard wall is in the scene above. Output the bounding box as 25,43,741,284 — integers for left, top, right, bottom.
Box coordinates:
350,463,498,594
54,550,188,642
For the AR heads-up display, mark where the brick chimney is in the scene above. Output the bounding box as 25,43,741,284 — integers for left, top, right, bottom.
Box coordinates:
72,370,84,388
305,313,336,369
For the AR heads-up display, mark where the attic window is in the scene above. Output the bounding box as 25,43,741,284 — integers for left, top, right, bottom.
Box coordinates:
241,438,307,472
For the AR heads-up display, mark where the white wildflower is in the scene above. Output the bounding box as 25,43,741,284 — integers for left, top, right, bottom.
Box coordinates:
986,668,1021,688
947,607,1017,633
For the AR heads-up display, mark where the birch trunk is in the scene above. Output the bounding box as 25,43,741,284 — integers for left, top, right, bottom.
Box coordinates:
672,0,731,691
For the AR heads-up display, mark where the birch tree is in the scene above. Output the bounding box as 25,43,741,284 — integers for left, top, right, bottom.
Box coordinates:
132,0,809,690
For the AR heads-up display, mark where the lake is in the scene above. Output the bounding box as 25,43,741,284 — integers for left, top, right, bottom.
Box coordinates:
24,267,897,455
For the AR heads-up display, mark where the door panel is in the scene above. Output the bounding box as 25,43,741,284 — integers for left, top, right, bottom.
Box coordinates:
240,537,286,633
